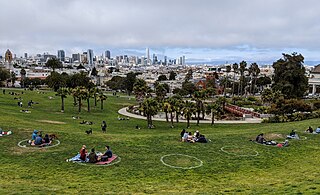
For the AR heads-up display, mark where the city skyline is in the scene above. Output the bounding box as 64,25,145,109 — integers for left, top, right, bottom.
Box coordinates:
1,0,320,64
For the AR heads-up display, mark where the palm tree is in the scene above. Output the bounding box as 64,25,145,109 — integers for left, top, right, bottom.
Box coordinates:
91,87,101,107
239,61,247,96
171,95,184,123
232,63,239,97
10,72,16,87
249,63,260,95
98,92,107,110
181,101,196,128
155,84,167,103
68,88,77,106
133,79,148,103
224,65,231,97
20,68,26,88
192,90,206,126
55,87,69,112
141,98,159,128
205,102,222,126
162,101,171,122
167,96,178,127
83,88,94,112
72,87,87,113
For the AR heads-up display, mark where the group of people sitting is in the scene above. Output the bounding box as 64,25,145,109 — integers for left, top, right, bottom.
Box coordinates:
80,120,93,125
305,126,320,134
29,130,52,146
255,133,289,147
180,129,208,143
79,145,113,163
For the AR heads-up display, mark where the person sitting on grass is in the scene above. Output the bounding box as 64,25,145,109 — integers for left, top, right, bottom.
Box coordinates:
43,134,52,145
256,133,266,144
187,132,195,143
79,145,87,161
31,130,38,141
196,134,208,143
88,148,98,163
182,131,189,142
100,145,112,162
287,130,299,139
180,129,186,141
34,134,43,145
136,125,141,130
194,130,200,139
316,126,320,134
305,126,313,133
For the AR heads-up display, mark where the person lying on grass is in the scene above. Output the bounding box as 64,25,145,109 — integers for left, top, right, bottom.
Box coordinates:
277,140,289,148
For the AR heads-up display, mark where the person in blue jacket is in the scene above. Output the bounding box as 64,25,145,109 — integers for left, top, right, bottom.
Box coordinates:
31,130,38,141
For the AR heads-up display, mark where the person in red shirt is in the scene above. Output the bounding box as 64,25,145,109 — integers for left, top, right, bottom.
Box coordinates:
79,145,87,161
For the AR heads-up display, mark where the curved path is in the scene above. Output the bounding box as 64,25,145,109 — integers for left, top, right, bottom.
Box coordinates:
118,107,262,124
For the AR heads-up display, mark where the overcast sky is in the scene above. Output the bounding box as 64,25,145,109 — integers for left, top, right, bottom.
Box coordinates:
1,0,320,64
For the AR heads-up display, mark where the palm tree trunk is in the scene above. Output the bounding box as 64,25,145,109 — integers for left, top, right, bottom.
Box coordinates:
211,110,214,126
187,117,190,128
170,112,174,127
232,73,236,97
61,97,64,112
78,99,81,113
250,77,253,95
197,111,200,126
175,111,179,123
237,80,240,96
240,77,243,96
87,98,90,112
253,76,257,96
165,111,168,122
101,100,104,110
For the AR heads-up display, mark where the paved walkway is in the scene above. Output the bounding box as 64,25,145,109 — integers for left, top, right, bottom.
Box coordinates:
118,107,262,124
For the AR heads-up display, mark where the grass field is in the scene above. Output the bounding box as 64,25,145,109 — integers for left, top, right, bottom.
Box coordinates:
0,88,320,194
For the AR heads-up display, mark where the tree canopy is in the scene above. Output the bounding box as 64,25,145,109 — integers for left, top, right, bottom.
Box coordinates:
0,68,10,83
46,58,63,71
272,53,308,99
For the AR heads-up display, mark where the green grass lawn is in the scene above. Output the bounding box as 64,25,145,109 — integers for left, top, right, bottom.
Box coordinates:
0,88,320,194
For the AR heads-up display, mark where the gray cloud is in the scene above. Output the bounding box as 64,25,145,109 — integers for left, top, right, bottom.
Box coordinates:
1,0,320,62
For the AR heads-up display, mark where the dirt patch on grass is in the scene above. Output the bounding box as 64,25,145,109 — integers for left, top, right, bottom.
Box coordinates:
250,133,284,140
36,120,66,124
11,146,33,155
265,133,284,140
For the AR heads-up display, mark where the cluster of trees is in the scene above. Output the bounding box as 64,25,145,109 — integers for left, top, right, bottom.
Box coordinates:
130,73,226,128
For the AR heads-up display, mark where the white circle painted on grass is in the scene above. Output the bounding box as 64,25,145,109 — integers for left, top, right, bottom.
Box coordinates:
17,139,60,149
221,146,259,157
160,154,203,169
74,156,121,167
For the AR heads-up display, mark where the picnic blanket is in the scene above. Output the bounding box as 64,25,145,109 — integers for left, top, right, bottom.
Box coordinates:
95,155,118,165
0,130,12,137
68,153,118,165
